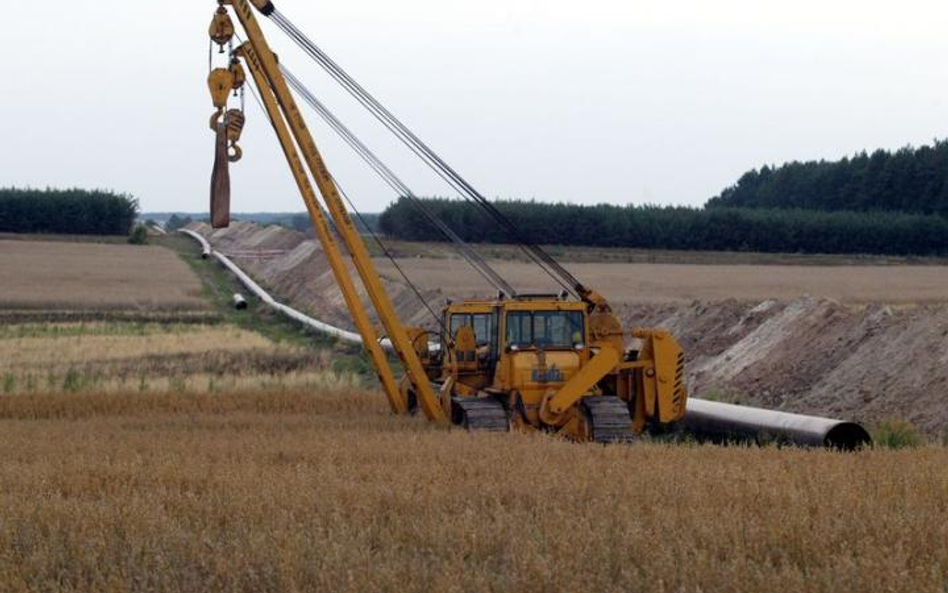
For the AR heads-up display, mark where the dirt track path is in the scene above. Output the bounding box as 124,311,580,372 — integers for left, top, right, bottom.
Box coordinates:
377,259,948,304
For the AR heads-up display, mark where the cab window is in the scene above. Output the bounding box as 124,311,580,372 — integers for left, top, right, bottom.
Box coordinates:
449,313,493,346
505,310,584,349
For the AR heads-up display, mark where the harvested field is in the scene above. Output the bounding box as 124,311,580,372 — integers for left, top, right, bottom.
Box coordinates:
369,237,948,266
0,320,350,396
1,389,946,593
0,240,207,310
378,258,948,305
0,226,945,593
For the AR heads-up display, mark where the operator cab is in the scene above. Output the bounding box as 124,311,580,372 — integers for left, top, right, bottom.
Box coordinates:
439,296,589,390
504,309,585,352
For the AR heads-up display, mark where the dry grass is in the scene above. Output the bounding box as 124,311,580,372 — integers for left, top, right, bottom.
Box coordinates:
0,324,273,368
0,240,206,310
0,388,945,593
0,322,346,396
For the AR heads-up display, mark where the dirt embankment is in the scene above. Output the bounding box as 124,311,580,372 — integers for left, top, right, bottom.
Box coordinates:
193,222,948,435
190,222,442,330
622,299,948,436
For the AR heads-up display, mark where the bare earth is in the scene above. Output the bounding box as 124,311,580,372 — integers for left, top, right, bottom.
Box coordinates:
0,240,207,310
378,259,948,304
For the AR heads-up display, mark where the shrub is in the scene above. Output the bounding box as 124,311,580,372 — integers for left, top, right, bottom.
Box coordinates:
0,187,138,235
872,420,926,449
128,224,149,245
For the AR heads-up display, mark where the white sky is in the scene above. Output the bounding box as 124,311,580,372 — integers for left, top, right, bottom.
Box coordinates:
1,0,946,213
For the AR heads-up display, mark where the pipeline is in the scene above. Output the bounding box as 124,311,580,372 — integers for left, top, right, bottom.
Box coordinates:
682,397,872,450
180,228,363,343
182,228,212,259
179,228,446,358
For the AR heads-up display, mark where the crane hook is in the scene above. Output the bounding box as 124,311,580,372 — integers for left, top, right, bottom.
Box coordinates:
225,109,246,163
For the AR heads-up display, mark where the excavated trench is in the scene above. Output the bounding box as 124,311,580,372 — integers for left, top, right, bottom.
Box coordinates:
192,221,948,438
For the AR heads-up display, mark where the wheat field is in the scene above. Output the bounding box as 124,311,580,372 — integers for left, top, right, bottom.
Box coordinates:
0,387,946,593
2,238,946,593
0,240,206,311
0,321,352,396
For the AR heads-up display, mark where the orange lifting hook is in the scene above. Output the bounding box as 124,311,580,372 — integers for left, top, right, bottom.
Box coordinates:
224,109,245,162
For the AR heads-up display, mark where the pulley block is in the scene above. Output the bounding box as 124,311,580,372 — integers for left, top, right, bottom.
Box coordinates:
209,7,235,50
208,68,234,110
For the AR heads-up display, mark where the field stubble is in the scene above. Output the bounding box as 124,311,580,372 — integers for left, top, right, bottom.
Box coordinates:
0,240,206,311
0,321,355,397
0,388,946,593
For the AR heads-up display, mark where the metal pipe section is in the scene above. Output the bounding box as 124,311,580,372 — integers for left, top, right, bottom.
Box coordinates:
181,228,212,259
179,229,447,355
682,398,872,450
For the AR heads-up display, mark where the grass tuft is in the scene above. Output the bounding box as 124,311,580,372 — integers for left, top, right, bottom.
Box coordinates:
872,420,926,449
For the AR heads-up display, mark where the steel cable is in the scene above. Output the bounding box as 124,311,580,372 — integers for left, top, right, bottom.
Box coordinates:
282,67,517,298
238,42,445,329
269,10,582,298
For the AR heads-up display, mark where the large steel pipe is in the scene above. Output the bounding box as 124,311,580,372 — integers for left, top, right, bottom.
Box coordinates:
682,398,872,450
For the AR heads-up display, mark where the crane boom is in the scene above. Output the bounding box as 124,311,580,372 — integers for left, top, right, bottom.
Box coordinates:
235,42,405,415
224,0,447,422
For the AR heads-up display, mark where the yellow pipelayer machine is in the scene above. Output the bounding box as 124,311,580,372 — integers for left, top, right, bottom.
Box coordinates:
206,0,687,442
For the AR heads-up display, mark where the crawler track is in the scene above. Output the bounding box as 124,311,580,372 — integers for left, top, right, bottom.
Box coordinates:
581,396,635,443
452,397,510,432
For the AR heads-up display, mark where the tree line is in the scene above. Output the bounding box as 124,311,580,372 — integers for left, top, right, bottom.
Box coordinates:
0,188,138,235
379,197,948,256
708,141,948,214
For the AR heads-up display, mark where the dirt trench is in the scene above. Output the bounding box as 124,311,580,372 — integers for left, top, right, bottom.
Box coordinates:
190,221,444,331
192,222,948,436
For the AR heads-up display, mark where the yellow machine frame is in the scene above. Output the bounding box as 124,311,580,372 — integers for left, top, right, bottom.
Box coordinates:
207,0,687,441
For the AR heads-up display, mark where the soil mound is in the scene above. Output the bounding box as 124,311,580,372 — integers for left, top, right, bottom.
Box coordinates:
622,298,948,436
191,221,443,330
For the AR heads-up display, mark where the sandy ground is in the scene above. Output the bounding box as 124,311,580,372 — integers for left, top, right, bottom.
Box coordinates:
377,258,948,304
0,240,207,310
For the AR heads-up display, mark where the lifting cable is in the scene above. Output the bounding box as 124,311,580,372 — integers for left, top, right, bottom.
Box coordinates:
333,176,448,332
281,66,517,298
268,9,585,299
238,40,446,330
241,54,342,238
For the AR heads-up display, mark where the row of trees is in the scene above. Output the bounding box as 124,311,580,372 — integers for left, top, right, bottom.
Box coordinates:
379,197,948,255
708,141,948,214
0,188,138,235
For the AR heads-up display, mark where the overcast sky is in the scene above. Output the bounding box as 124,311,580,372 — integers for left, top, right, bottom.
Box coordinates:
1,0,945,213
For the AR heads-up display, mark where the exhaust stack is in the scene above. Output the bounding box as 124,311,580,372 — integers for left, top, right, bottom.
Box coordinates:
682,398,871,450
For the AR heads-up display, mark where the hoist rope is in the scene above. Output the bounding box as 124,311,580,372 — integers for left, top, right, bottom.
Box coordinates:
237,43,446,329
268,9,584,299
332,177,447,332
281,67,517,298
